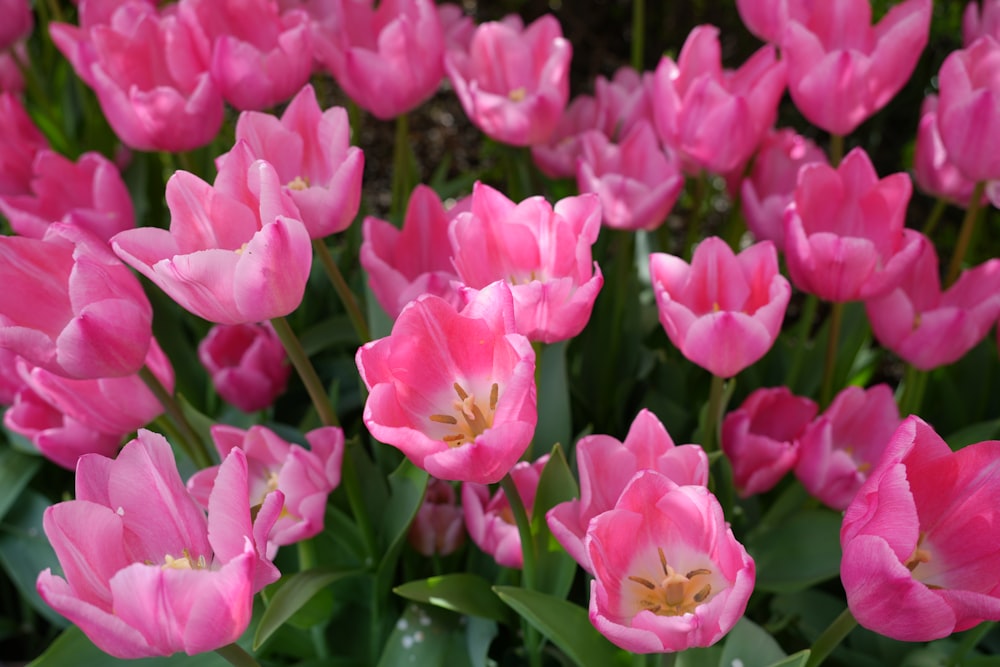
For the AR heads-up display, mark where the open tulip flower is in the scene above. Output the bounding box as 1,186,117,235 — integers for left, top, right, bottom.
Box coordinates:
356,281,537,484
841,416,1000,641
649,237,790,379
36,431,282,658
587,470,755,653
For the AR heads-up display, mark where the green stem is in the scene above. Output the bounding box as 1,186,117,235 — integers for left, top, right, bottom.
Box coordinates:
215,643,262,667
820,301,845,408
702,373,729,453
138,366,213,469
785,293,818,393
390,113,413,221
829,134,844,168
898,364,929,417
269,316,340,427
313,238,371,344
947,621,995,666
921,197,948,237
500,474,542,667
804,607,858,667
945,180,987,287
630,0,646,71
684,173,708,256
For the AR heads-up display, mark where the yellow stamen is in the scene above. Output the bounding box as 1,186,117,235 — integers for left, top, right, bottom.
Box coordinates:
287,175,310,190
429,382,500,447
629,547,715,617
509,87,527,102
162,549,207,571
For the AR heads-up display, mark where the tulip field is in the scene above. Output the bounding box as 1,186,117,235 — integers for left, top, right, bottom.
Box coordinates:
3,1,1000,666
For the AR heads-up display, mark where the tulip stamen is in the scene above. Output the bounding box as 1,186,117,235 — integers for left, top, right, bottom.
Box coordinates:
162,549,207,571
430,382,500,447
287,176,310,190
630,547,715,617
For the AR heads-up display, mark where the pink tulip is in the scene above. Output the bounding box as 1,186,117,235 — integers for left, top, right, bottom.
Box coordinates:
408,478,465,557
841,416,1000,641
866,240,1000,370
587,470,755,653
735,0,813,44
112,141,312,325
0,92,48,197
649,237,790,378
0,224,153,379
198,322,290,412
445,14,572,146
356,281,537,484
188,424,343,555
437,3,475,52
450,182,604,343
781,0,931,136
15,338,174,437
547,409,709,572
937,37,1000,183
783,147,923,302
50,0,224,152
913,95,984,207
360,184,463,319
0,348,23,405
645,25,786,175
794,384,902,510
4,385,122,470
740,127,827,249
183,0,313,110
721,386,817,497
0,150,135,243
312,0,445,120
530,91,602,179
228,83,364,239
463,455,548,569
964,0,1000,45
576,121,684,231
37,430,282,658
0,43,27,94
0,0,33,51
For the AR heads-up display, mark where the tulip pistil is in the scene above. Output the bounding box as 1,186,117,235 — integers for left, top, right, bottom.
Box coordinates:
430,382,499,447
629,547,713,616
162,549,207,570
288,176,310,190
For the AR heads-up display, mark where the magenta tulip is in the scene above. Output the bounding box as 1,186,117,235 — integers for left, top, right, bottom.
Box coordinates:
735,0,812,44
547,409,709,572
198,322,290,413
356,281,537,484
0,92,48,197
937,37,1000,183
587,470,755,653
964,0,1000,45
913,95,984,207
408,478,465,557
0,0,32,51
650,237,790,378
841,416,1000,641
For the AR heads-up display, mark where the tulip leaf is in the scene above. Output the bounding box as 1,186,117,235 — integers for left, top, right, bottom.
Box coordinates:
719,617,788,667
374,458,429,600
530,444,580,599
493,586,629,667
376,603,482,667
946,417,1000,450
394,574,514,625
533,340,571,458
0,490,66,628
0,444,41,522
29,625,229,667
747,508,842,593
254,566,363,649
765,651,810,667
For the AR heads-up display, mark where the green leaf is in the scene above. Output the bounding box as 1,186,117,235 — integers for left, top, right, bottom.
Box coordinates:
394,574,514,625
530,444,580,599
0,444,41,522
374,458,429,600
719,617,787,667
254,566,362,649
376,603,479,667
28,626,229,667
0,490,66,627
533,341,571,458
493,586,628,667
747,508,842,593
946,418,1000,450
766,651,811,667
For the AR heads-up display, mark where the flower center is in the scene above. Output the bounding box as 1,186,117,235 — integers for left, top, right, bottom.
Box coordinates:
287,175,310,190
161,548,207,571
429,381,499,447
628,547,713,617
904,533,940,588
508,87,527,102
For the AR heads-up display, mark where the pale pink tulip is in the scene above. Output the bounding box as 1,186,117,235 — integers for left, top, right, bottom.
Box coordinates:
841,416,1000,641
547,409,709,571
198,322,290,412
587,470,755,653
795,384,902,510
740,127,827,249
229,83,364,238
0,224,153,379
735,0,813,44
445,14,571,146
0,0,33,51
37,430,282,658
0,150,135,243
721,386,817,497
964,0,1000,45
356,281,537,484
312,0,444,120
188,424,343,556
463,455,548,569
450,182,604,343
360,184,463,319
50,0,224,152
782,0,931,136
112,142,312,324
650,237,790,378
408,478,465,557
937,37,1000,183
866,240,1000,370
783,147,923,302
0,92,48,196
913,95,984,207
576,121,684,231
183,0,313,110
646,25,786,175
